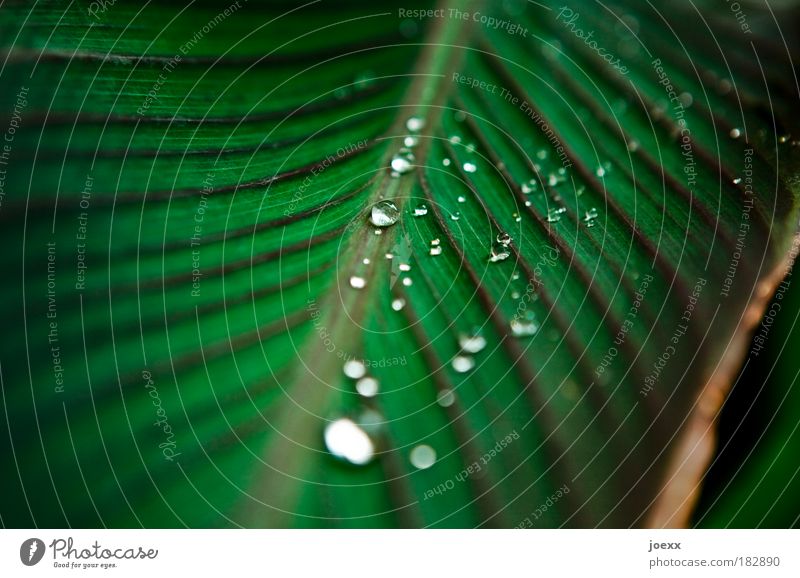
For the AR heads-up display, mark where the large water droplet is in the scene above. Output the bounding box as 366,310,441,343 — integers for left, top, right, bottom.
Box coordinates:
370,200,400,227
489,242,511,263
410,444,437,469
510,312,539,337
324,419,375,465
406,116,425,132
459,332,487,353
344,359,367,379
452,355,475,373
390,150,415,175
349,276,366,289
356,377,379,398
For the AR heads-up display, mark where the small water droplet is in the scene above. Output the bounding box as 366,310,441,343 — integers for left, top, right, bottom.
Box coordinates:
413,204,428,217
442,158,452,167
436,389,455,407
404,135,419,147
547,207,566,223
489,242,511,262
627,140,640,152
356,377,379,398
463,162,477,173
730,128,741,139
406,116,425,132
536,149,548,160
457,195,466,203
521,179,538,194
324,419,375,465
410,444,436,469
511,290,521,299
510,312,539,337
399,263,411,272
513,212,521,223
430,238,441,246
465,143,476,154
402,277,413,287
452,355,475,373
370,200,400,227
454,111,467,122
344,359,367,379
583,207,599,227
512,271,520,281
525,200,532,207
459,332,487,353
429,246,442,256
596,166,607,178
385,252,394,260
390,149,415,175
391,298,406,311
449,135,462,144
450,212,461,221
362,258,371,265
350,276,366,289
374,229,382,235
733,177,742,185
496,232,512,246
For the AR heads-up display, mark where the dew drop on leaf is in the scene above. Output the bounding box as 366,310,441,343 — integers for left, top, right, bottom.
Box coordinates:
510,312,540,337
391,298,406,311
406,116,425,132
547,207,566,223
413,204,428,217
458,332,487,353
450,212,461,221
429,246,442,256
370,200,400,227
324,419,375,466
349,276,367,289
463,162,477,173
356,377,379,398
436,389,456,407
452,355,475,373
404,135,419,147
457,195,466,203
442,158,451,167
489,242,511,262
402,277,413,287
730,127,742,139
390,150,415,175
410,445,437,470
497,232,512,246
344,359,367,379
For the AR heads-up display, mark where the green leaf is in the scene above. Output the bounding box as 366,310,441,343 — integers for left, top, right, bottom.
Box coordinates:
1,0,798,528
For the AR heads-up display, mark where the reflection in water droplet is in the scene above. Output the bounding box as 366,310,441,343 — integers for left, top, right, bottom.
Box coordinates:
356,377,379,398
350,276,366,289
489,242,511,262
511,312,539,337
406,116,425,132
410,444,436,469
370,200,400,227
391,298,406,311
413,204,428,217
463,162,477,173
536,149,548,160
459,332,487,353
344,359,367,379
452,355,475,373
390,149,415,175
324,419,375,465
437,389,455,407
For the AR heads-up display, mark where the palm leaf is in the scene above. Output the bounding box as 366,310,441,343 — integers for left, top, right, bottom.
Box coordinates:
1,0,798,528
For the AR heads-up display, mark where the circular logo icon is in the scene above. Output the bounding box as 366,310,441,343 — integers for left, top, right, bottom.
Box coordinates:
20,538,45,566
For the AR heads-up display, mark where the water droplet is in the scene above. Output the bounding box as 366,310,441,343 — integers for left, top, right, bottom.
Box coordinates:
399,263,411,272
324,419,375,465
430,238,441,246
442,158,452,167
512,271,520,281
521,180,538,194
627,140,640,152
463,162,477,173
548,172,567,187
344,359,367,379
596,166,607,178
370,200,400,227
410,444,436,469
536,149,548,160
547,207,566,223
733,177,742,185
356,377,379,398
510,312,539,337
457,195,466,203
402,277,413,287
511,290,521,299
436,389,455,407
413,204,428,217
362,258,371,265
452,355,475,373
349,276,366,289
525,200,532,207
513,212,521,223
404,135,419,147
489,242,511,263
450,212,461,221
583,207,599,227
374,229,382,236
465,143,476,154
449,135,462,144
391,298,406,311
458,332,487,353
429,246,442,256
730,128,741,139
454,110,467,122
390,149,415,175
778,134,791,144
385,252,394,260
406,116,425,132
496,232,512,246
